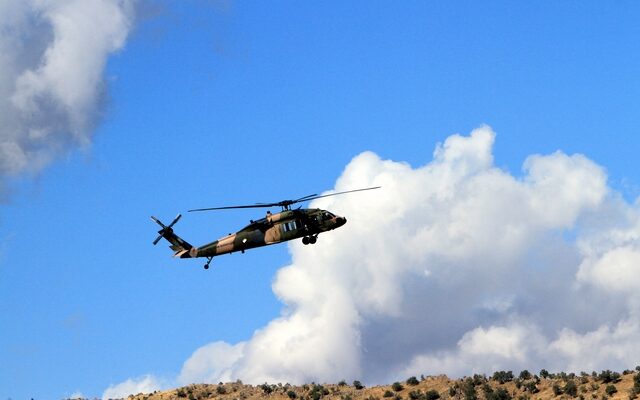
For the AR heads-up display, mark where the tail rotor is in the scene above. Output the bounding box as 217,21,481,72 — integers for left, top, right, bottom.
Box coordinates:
151,214,182,245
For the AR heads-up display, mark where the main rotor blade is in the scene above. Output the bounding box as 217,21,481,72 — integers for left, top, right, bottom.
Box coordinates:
298,186,381,203
293,193,319,202
187,186,380,212
188,203,278,212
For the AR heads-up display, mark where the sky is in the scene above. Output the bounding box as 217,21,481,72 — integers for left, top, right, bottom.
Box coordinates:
1,1,640,399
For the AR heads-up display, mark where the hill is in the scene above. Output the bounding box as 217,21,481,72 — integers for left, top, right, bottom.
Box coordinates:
106,368,640,400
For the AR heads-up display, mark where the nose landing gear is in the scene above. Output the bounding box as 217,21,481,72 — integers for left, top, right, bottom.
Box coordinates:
204,256,213,269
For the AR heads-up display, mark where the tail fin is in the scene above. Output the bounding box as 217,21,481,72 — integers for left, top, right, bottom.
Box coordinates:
151,214,195,258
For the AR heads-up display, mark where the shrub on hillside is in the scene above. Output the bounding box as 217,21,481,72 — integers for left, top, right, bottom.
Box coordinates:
564,380,578,397
354,381,364,390
490,388,512,400
553,384,563,396
523,381,539,394
309,384,329,400
473,374,487,386
425,390,440,400
493,371,514,384
461,379,477,400
407,377,420,386
598,370,621,384
392,382,404,392
605,385,617,396
408,390,422,400
261,383,274,395
482,383,493,395
519,370,532,380
383,390,394,398
631,374,640,400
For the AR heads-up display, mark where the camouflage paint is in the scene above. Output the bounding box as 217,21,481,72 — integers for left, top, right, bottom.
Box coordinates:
154,208,347,261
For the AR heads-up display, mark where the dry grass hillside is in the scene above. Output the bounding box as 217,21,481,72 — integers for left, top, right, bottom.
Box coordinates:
107,368,640,400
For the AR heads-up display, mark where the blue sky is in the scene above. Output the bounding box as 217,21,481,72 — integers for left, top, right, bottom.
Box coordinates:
2,1,640,399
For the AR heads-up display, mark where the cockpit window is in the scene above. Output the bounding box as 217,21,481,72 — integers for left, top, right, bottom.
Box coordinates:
318,212,333,221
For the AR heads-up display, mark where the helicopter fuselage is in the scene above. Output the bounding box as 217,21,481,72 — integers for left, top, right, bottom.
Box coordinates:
152,186,378,269
177,208,346,259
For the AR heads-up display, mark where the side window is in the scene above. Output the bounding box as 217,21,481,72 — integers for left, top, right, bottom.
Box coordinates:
282,221,299,232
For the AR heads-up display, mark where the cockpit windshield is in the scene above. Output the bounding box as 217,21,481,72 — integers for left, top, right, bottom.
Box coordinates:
317,211,334,221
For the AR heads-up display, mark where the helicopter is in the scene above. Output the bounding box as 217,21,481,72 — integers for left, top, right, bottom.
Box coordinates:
151,186,380,269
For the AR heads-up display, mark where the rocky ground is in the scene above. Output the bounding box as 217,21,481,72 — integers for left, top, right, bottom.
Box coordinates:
107,369,640,400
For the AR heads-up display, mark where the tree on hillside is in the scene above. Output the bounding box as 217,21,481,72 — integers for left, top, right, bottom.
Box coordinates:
461,379,477,400
392,382,404,392
425,390,440,400
492,371,514,384
519,370,532,380
407,377,420,386
564,380,577,397
598,370,621,384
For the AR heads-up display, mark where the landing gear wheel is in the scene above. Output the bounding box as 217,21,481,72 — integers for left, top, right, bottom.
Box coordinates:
302,236,309,245
309,236,317,244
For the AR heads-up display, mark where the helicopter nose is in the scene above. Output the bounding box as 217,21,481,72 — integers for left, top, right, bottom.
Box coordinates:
336,216,347,227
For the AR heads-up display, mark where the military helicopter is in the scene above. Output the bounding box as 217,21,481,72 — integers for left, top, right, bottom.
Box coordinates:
151,186,380,269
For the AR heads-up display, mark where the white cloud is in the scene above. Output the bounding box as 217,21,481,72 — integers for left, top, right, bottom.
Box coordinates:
549,319,640,372
400,320,549,377
102,374,160,400
577,246,640,294
125,126,640,390
0,0,135,195
178,341,246,385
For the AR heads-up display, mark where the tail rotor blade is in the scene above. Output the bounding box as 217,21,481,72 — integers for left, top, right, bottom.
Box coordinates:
168,214,182,228
150,215,166,228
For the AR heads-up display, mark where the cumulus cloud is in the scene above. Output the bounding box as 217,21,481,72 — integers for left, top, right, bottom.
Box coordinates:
102,374,160,400
137,126,640,389
178,341,246,384
0,0,135,197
